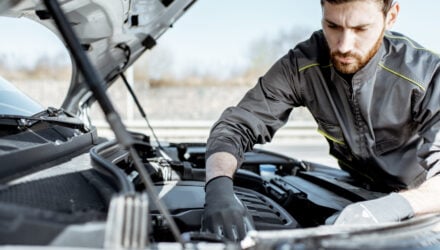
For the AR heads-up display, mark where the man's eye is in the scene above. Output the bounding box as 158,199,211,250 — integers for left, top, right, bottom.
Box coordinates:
327,25,338,30
354,27,368,32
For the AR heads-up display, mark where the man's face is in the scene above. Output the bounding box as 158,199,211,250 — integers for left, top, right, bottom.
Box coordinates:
322,0,387,74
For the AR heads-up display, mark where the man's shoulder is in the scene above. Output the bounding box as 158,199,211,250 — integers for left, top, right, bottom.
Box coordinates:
290,30,330,72
382,31,440,90
384,31,439,59
294,30,327,54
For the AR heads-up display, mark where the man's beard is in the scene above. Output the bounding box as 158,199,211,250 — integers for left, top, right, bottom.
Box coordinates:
331,28,385,74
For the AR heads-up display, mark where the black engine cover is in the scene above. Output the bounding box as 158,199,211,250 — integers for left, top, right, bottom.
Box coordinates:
151,180,298,233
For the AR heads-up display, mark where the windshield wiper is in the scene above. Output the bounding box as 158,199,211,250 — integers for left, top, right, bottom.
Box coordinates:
0,107,87,130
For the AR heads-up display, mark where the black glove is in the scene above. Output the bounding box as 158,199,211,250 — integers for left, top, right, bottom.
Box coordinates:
201,176,255,241
334,193,414,225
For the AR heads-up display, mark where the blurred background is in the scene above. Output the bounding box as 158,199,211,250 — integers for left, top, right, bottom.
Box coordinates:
0,0,439,166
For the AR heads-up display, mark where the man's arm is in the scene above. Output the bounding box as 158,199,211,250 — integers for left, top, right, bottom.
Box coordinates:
334,175,440,225
400,175,440,215
202,51,301,239
205,152,237,182
202,152,255,241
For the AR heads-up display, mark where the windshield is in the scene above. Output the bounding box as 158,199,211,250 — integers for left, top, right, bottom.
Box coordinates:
0,76,44,116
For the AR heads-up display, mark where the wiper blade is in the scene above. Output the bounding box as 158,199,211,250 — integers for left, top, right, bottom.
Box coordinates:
0,107,86,130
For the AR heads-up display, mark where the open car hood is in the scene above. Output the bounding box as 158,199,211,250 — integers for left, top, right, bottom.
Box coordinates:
0,0,195,116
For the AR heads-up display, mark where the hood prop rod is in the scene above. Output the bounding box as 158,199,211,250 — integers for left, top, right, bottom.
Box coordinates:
43,0,184,246
119,73,164,150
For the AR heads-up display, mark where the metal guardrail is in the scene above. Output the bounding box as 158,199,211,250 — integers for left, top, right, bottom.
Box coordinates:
93,120,324,144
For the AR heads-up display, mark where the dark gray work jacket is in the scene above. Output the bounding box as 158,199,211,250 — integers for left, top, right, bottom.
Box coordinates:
206,30,440,191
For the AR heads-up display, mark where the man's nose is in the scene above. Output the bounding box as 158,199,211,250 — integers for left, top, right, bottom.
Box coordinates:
337,30,355,54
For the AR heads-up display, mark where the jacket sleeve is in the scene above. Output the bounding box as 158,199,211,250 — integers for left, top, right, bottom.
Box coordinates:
206,50,303,166
416,69,440,179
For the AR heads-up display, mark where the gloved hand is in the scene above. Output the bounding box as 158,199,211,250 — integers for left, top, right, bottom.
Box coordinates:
334,193,414,225
201,176,255,241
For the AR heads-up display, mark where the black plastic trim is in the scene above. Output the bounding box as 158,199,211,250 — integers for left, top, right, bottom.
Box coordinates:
90,139,135,193
0,127,98,183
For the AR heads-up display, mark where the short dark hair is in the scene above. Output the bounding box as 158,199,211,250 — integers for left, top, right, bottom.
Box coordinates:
320,0,394,16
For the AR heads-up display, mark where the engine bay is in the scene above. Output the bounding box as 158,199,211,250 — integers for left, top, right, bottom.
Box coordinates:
3,132,440,250
89,135,387,242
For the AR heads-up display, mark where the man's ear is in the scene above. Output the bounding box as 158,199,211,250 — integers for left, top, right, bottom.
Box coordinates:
385,2,400,29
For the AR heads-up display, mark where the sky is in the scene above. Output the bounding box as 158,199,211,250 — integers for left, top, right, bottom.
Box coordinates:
0,0,439,77
159,0,440,77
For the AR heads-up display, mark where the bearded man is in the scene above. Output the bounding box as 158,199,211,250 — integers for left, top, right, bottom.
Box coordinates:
203,0,440,241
